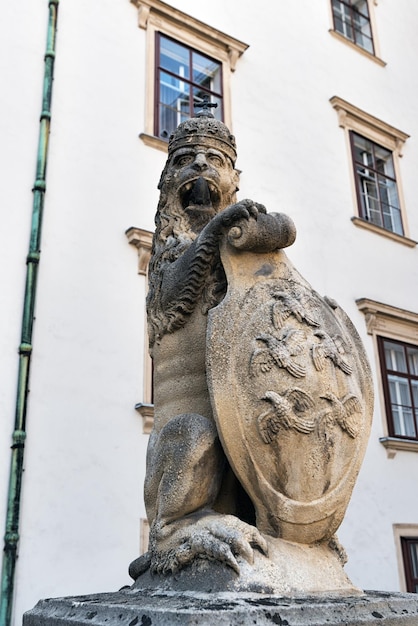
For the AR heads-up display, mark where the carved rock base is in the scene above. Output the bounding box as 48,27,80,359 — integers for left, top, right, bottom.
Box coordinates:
24,589,418,626
133,536,359,595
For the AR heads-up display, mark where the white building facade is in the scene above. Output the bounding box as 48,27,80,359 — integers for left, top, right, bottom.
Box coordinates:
1,1,418,623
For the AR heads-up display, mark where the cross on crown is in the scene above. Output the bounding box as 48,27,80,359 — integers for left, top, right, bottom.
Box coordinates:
195,94,218,117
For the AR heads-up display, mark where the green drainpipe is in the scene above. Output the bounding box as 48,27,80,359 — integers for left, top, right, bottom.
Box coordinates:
0,1,59,624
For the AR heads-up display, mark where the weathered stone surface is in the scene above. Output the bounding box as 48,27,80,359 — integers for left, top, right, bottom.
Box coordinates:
24,589,418,626
132,536,359,596
129,108,375,593
207,240,374,546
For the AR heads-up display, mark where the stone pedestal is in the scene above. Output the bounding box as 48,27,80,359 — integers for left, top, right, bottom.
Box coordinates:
23,589,418,625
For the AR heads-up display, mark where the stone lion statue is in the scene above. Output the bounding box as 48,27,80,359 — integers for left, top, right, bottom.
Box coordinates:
131,112,273,577
129,110,373,594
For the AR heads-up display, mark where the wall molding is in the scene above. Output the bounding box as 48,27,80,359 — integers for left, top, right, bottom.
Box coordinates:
126,227,153,275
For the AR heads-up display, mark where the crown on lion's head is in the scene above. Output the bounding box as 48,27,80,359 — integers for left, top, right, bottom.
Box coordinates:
167,114,237,165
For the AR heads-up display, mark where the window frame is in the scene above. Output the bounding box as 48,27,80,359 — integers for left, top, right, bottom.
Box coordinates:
394,525,418,593
377,336,418,441
154,32,224,140
401,537,418,594
131,0,248,152
328,0,385,65
350,131,404,237
126,226,154,434
357,298,418,456
331,0,375,54
331,96,415,247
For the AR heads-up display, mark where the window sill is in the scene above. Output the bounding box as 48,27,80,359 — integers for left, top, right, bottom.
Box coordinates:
135,402,154,434
329,30,386,67
351,217,417,247
380,436,418,458
139,133,168,153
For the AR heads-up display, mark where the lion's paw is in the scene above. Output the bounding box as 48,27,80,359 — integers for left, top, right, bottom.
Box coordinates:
149,511,268,575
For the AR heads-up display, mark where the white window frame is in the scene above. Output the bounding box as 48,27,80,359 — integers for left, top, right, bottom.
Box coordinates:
357,298,418,457
328,0,385,66
126,226,154,434
331,96,416,247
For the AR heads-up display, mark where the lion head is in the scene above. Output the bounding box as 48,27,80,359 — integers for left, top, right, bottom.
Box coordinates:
147,114,240,348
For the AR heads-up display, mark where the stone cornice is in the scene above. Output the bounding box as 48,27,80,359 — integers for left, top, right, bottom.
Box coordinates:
356,298,418,337
330,95,409,154
131,0,249,70
126,226,153,275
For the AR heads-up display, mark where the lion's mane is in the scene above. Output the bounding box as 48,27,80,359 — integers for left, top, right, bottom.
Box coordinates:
146,180,226,350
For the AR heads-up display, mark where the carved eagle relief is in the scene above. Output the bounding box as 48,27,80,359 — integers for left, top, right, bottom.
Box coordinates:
248,284,362,446
319,392,363,438
250,328,306,379
257,389,315,444
311,331,353,375
271,289,320,330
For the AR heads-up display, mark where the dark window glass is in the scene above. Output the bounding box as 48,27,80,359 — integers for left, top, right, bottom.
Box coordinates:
378,337,418,439
332,0,375,54
401,538,418,593
155,33,223,140
351,132,404,235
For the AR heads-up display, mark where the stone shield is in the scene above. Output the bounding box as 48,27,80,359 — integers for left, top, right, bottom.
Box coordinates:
207,240,374,544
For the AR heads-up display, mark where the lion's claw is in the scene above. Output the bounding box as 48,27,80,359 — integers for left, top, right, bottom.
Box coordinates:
148,511,268,576
219,205,250,228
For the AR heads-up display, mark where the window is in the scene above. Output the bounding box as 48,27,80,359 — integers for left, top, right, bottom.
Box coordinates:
331,0,374,54
155,33,223,140
394,526,418,592
351,132,403,236
140,518,150,554
126,226,153,276
357,299,418,455
401,538,418,593
378,337,418,440
126,226,154,434
331,97,415,247
132,0,248,151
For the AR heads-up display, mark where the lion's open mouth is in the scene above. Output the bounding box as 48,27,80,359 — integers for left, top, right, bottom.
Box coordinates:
179,176,220,217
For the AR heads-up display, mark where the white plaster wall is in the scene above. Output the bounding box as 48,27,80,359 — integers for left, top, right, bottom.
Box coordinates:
0,0,46,540
0,1,56,622
2,1,418,623
2,0,158,622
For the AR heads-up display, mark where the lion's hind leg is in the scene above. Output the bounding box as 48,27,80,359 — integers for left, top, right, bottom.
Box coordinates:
132,413,266,580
